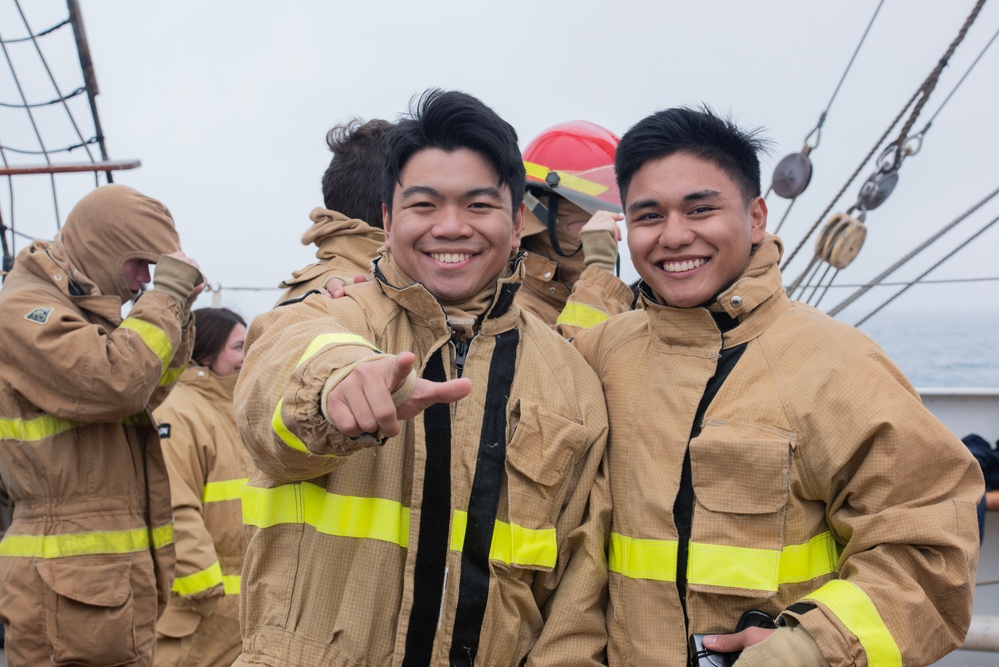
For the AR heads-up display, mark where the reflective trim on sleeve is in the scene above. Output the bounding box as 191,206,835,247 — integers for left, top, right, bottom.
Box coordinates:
202,477,249,503
556,302,610,330
172,561,223,596
158,364,187,387
609,532,679,581
0,522,174,558
805,579,901,666
0,414,78,442
451,510,557,569
271,398,313,455
524,162,609,197
223,575,241,596
242,482,410,548
295,332,379,367
268,333,380,454
609,531,840,591
120,317,173,373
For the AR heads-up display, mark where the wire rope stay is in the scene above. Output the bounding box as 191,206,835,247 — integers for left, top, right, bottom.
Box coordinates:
769,0,885,211
782,0,988,302
827,183,999,317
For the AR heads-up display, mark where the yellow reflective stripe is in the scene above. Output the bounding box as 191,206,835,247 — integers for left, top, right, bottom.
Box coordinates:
0,522,174,558
0,414,78,441
269,333,379,454
296,333,379,367
609,532,679,581
556,302,610,330
777,531,841,584
202,478,249,503
223,575,240,595
242,485,554,566
609,531,839,590
120,318,173,374
172,561,223,596
689,541,781,591
806,579,901,666
1,412,157,444
242,482,410,548
271,398,312,454
451,510,557,568
159,364,186,387
524,161,608,197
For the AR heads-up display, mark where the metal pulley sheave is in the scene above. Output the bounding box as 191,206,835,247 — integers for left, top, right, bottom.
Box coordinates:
815,212,867,269
771,147,814,199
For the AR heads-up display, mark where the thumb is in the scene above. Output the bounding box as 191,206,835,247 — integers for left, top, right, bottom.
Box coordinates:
388,352,417,393
397,378,473,421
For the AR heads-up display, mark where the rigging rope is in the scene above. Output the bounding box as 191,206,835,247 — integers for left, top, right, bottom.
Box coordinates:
829,183,999,316
854,211,999,327
782,0,988,273
914,23,999,138
0,85,85,109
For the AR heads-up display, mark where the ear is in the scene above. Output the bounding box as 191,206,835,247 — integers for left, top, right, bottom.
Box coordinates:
511,202,526,248
749,196,767,244
382,203,392,249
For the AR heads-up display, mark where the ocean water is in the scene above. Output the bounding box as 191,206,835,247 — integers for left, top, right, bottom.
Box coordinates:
855,309,999,388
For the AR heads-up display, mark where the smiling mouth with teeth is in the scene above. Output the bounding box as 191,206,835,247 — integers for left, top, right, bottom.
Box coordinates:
430,252,472,264
661,258,708,273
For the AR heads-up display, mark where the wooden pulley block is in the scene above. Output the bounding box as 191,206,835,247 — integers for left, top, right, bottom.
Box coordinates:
770,152,813,199
815,213,866,269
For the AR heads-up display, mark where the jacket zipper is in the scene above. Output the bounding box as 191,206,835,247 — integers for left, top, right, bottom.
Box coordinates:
453,337,471,379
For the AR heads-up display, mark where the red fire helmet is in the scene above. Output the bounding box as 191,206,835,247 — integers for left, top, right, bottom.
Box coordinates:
522,120,622,213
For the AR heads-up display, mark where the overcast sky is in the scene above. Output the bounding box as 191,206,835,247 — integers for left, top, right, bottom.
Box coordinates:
3,0,998,327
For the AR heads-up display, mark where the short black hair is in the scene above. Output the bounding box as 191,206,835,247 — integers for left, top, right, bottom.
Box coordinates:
382,89,525,217
615,106,768,205
321,118,394,228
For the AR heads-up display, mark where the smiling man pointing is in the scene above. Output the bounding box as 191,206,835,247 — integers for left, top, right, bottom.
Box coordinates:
234,89,609,666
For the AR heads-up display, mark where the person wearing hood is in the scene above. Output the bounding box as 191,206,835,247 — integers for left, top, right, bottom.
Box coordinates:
0,184,204,666
572,107,982,666
275,118,393,306
234,89,608,666
153,307,252,667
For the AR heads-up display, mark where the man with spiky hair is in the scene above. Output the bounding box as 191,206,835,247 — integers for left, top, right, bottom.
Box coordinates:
573,106,981,666
276,118,394,305
234,89,609,666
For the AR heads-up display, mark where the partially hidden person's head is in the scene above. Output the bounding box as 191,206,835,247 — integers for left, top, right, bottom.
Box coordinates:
615,106,769,308
381,89,526,305
322,118,394,228
57,184,182,304
522,120,621,254
191,307,247,376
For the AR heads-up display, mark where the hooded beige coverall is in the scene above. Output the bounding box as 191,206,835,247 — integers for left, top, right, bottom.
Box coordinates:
0,185,202,666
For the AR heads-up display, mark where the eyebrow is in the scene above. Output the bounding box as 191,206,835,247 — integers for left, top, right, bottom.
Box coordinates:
399,185,505,202
626,189,724,214
400,185,441,200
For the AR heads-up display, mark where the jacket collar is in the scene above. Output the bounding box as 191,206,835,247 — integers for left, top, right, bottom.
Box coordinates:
640,234,789,350
371,251,524,335
17,241,124,324
178,365,238,401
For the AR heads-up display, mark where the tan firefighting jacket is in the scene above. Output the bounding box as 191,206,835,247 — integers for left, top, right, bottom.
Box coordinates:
573,235,982,666
153,366,253,666
0,185,202,666
274,207,385,306
234,252,609,666
518,206,633,339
